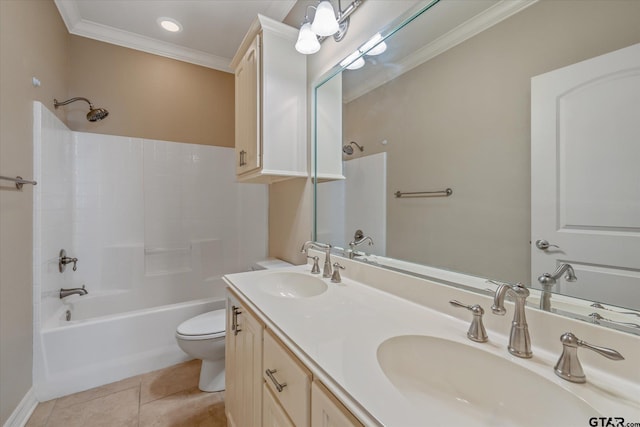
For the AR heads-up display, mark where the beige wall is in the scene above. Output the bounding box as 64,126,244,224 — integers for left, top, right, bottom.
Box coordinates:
0,0,69,423
342,0,640,283
0,1,234,422
68,36,234,147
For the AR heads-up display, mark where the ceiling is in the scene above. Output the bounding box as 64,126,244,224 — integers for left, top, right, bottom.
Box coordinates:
54,0,297,73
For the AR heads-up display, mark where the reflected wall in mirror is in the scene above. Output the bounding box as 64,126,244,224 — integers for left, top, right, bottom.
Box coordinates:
314,0,640,315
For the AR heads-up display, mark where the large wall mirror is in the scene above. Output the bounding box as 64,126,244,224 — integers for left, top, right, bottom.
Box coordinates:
314,0,640,332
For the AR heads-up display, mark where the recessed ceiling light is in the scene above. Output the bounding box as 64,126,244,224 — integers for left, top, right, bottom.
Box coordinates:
158,17,182,33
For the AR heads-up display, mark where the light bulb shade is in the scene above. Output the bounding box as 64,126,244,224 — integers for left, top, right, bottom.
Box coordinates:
362,33,387,56
340,51,365,70
295,23,320,54
345,57,365,70
311,1,339,37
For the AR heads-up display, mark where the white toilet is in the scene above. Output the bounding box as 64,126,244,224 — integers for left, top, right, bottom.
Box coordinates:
175,309,226,392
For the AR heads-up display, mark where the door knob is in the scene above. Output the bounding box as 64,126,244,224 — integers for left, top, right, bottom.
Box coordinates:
535,239,559,250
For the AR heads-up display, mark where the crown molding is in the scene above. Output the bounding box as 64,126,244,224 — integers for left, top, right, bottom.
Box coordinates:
344,0,539,103
54,0,232,73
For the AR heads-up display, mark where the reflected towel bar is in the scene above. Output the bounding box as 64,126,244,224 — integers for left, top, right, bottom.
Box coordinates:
394,188,452,198
0,175,37,190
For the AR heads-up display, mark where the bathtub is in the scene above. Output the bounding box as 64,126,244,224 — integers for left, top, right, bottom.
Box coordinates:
34,288,225,401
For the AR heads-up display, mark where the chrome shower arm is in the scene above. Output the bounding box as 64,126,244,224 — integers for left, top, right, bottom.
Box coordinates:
54,97,94,109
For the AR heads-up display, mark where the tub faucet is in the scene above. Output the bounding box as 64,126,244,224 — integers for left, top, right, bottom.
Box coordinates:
60,285,88,299
491,282,532,358
300,241,332,278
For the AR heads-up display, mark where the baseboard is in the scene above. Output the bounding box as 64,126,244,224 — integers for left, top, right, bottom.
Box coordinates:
2,387,38,427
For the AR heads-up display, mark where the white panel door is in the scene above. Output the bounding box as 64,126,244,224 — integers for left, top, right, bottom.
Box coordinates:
531,43,640,309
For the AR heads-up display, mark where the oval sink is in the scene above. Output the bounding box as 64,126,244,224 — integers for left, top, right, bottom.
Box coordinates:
377,335,597,426
258,272,327,298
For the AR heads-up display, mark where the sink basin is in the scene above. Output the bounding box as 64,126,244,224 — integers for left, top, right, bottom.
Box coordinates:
258,272,327,298
377,335,597,426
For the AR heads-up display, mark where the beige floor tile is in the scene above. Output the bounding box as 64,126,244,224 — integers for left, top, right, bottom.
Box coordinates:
46,387,140,427
139,387,226,427
55,375,142,409
140,359,201,404
25,399,56,427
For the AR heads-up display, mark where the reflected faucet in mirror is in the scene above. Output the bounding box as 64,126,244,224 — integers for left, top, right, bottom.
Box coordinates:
537,264,577,311
347,229,374,259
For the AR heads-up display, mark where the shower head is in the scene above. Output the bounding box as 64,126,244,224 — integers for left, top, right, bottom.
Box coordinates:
54,97,109,122
342,141,364,155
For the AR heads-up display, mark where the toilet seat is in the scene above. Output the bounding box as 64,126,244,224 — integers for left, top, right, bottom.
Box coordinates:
176,309,225,341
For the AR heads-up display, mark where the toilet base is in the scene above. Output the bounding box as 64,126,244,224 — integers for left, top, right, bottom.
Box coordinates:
199,359,225,392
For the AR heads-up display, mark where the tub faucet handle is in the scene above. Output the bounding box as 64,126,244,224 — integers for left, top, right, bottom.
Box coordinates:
59,249,78,272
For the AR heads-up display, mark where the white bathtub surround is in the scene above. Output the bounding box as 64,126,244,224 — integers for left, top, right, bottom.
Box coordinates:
224,254,640,426
316,153,387,255
32,102,268,401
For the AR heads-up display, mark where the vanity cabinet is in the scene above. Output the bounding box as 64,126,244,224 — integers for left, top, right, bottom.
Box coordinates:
263,329,312,426
230,14,307,183
225,290,264,427
225,288,363,427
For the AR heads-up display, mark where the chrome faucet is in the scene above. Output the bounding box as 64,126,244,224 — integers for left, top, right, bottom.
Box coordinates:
537,263,577,311
491,282,532,358
554,332,624,383
331,262,345,283
347,230,374,259
58,249,78,273
300,241,332,278
450,300,489,343
60,285,88,299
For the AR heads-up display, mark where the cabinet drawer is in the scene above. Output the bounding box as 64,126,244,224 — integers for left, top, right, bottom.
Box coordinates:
263,329,311,427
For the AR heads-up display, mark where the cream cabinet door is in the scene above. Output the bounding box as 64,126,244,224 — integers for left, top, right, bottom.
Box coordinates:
225,290,264,427
235,34,261,176
263,384,295,427
311,381,363,427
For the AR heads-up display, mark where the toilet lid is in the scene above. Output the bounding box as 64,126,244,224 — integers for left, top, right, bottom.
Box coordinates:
177,309,225,337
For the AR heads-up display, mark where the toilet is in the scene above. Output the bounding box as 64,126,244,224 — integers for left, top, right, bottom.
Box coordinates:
175,309,226,392
175,259,292,392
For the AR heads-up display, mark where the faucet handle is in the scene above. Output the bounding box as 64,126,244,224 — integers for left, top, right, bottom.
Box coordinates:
554,332,624,383
308,256,320,274
331,262,345,283
450,300,489,343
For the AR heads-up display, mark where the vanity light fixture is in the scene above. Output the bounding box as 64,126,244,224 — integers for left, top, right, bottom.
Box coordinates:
295,0,364,55
158,17,182,33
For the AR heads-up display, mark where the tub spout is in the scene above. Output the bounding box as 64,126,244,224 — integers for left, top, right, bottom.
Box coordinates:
60,285,88,299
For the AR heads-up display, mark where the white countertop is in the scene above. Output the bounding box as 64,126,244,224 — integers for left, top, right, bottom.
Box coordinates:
224,262,640,426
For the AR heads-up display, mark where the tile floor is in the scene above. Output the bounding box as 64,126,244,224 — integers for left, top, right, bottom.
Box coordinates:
26,360,227,427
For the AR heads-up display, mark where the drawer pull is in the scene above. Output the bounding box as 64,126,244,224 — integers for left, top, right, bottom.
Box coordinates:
232,306,242,335
265,369,287,392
